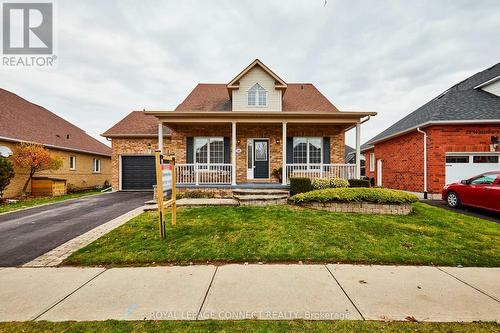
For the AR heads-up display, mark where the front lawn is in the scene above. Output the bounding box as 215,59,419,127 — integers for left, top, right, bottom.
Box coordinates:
64,202,500,267
0,320,498,333
0,190,102,214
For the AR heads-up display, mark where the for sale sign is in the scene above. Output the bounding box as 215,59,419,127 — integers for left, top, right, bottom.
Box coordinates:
161,163,173,199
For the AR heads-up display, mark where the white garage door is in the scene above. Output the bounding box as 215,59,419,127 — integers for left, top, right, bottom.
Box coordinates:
445,153,500,184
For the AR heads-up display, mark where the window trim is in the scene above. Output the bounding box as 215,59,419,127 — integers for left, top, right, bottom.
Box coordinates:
369,153,375,172
69,155,76,170
193,137,225,165
247,83,267,107
292,137,323,168
92,158,101,173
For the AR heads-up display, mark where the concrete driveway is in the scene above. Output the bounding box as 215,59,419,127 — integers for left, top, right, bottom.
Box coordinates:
0,192,151,267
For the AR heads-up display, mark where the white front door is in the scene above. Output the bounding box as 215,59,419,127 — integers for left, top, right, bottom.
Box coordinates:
445,153,500,184
376,159,383,186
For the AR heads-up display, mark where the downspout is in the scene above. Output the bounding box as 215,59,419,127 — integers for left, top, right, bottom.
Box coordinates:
416,128,428,199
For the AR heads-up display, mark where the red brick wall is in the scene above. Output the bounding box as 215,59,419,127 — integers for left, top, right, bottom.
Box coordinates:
372,131,425,192
364,124,500,194
426,124,500,193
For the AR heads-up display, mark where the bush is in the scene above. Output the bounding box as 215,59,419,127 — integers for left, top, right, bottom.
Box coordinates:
289,177,313,196
312,178,349,190
348,178,371,188
0,157,15,200
290,187,419,205
176,190,216,199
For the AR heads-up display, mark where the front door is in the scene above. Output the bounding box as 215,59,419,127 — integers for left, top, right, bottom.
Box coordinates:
253,139,269,179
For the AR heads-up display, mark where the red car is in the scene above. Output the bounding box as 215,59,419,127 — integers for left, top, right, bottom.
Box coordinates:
442,171,500,213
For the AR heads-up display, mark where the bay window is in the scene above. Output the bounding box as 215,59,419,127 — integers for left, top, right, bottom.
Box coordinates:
293,137,322,168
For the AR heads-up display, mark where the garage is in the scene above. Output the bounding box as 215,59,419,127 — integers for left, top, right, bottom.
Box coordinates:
445,153,500,185
121,155,156,190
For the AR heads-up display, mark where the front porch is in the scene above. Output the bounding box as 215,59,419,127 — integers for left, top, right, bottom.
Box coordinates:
174,163,357,186
147,111,373,187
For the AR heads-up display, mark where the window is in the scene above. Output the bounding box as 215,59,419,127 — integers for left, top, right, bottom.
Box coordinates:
446,156,470,163
247,83,267,107
194,137,224,165
473,155,499,163
470,173,498,185
369,153,375,172
69,156,76,170
293,137,322,167
255,141,268,161
92,158,101,173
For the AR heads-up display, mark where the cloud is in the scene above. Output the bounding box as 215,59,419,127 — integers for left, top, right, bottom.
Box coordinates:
1,0,499,146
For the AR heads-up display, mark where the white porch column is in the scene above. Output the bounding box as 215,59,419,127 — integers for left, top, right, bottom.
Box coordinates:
282,122,287,185
231,121,237,185
355,122,361,179
158,122,163,154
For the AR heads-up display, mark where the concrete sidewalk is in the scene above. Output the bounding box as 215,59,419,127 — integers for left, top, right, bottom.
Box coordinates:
0,264,498,322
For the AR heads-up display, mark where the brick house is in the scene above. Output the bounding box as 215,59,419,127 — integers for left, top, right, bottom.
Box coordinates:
0,88,112,198
363,62,500,199
103,59,375,190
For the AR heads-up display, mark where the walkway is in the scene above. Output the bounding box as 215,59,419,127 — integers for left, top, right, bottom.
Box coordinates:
0,264,498,322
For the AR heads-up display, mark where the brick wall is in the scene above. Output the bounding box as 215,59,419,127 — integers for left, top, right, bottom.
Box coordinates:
1,140,111,198
426,124,500,193
110,137,172,190
364,124,500,194
113,124,346,187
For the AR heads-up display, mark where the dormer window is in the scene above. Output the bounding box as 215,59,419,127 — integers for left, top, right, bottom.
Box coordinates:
248,83,267,107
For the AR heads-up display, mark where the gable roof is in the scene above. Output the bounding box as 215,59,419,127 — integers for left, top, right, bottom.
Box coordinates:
0,88,111,156
227,59,287,90
102,111,172,138
365,62,500,146
175,83,339,113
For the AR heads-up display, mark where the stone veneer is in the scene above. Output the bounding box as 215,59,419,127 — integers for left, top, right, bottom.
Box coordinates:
300,201,413,215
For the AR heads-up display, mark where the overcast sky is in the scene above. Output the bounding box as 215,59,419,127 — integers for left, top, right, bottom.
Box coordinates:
1,0,499,147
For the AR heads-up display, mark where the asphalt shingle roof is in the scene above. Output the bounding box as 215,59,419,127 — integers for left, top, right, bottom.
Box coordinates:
366,62,500,145
0,88,111,156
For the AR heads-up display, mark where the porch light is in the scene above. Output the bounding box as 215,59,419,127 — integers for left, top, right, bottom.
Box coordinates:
276,138,280,145
237,139,241,145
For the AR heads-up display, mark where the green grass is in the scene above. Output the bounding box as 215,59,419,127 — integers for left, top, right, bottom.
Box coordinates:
0,320,498,333
64,203,500,267
0,190,103,214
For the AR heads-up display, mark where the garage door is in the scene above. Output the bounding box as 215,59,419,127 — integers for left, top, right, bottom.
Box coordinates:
121,156,156,190
445,153,500,184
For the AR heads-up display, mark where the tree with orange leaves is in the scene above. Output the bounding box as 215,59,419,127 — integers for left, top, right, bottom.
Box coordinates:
11,143,63,195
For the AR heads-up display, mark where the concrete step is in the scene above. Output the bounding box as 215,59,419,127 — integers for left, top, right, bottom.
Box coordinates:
232,188,289,195
233,194,289,206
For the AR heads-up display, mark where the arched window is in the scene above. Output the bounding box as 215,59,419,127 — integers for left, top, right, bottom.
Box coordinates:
248,83,267,107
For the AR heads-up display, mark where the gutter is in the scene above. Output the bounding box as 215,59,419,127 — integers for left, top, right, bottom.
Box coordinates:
0,136,111,157
368,119,500,146
344,115,371,132
416,128,428,199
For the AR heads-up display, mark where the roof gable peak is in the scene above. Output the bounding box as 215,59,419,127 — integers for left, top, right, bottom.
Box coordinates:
227,59,287,90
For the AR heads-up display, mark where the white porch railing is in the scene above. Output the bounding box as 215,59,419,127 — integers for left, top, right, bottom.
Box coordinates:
286,164,357,183
176,163,232,185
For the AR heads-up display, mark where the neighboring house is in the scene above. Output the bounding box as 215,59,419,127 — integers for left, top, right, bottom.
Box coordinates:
103,59,375,190
0,88,112,198
345,144,365,176
363,62,500,199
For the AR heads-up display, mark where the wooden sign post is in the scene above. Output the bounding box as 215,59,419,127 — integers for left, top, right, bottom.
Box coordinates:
155,151,177,240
